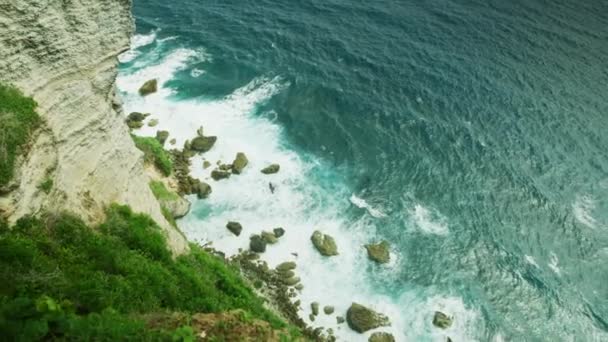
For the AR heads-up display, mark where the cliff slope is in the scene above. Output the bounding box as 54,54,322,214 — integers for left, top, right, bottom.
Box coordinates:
0,0,187,254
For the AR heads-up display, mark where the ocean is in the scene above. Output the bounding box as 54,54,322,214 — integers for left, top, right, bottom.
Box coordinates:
116,0,608,340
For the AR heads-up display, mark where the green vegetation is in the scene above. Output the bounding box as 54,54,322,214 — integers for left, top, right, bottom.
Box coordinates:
132,135,173,176
0,83,41,187
149,180,179,201
0,205,297,340
37,178,53,194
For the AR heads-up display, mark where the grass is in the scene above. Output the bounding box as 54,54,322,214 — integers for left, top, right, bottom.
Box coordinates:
132,135,173,176
149,181,179,201
0,83,41,187
0,205,297,340
37,178,53,194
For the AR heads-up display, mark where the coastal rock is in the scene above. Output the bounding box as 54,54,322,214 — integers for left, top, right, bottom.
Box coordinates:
203,160,212,169
195,181,212,199
226,222,243,236
139,79,158,96
365,241,390,263
311,230,338,256
250,235,267,253
147,118,159,127
324,306,335,315
369,332,395,342
336,316,345,324
346,303,390,333
433,311,453,329
160,196,191,219
273,227,285,238
156,130,169,145
127,120,143,129
261,164,280,174
190,136,217,152
232,152,249,174
311,302,319,316
261,231,278,244
128,112,148,122
211,170,231,181
278,270,295,279
169,138,176,145
282,277,300,286
219,163,232,171
276,261,296,272
295,284,304,291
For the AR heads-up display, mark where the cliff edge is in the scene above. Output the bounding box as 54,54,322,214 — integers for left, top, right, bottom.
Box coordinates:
0,0,188,254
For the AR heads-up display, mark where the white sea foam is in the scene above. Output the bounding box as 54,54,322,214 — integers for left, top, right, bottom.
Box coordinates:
349,194,387,218
524,255,539,268
411,204,449,235
572,195,597,229
548,252,561,276
118,30,159,63
116,42,480,340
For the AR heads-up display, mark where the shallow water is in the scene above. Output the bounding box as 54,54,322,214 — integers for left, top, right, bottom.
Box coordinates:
118,0,608,340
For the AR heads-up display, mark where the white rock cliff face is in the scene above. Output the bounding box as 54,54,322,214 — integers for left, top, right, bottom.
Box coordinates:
0,0,188,254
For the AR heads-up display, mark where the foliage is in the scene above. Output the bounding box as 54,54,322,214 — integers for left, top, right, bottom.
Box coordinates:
37,178,53,194
0,83,41,187
150,181,180,201
0,205,289,340
132,135,173,176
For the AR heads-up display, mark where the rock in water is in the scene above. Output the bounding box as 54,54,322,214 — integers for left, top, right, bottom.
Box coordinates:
155,130,169,145
211,170,231,181
276,261,297,272
311,230,338,256
195,182,212,199
433,311,453,329
365,241,390,263
226,222,243,236
273,227,285,238
169,138,176,145
139,79,158,96
250,235,266,253
261,164,280,174
336,316,345,324
190,136,217,152
203,160,212,169
261,231,278,244
369,332,395,342
346,303,390,333
324,306,335,315
311,302,319,316
232,152,248,174
127,112,148,122
148,118,159,127
159,196,191,219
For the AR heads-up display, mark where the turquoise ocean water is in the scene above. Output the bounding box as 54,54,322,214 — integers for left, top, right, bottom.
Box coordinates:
117,0,608,340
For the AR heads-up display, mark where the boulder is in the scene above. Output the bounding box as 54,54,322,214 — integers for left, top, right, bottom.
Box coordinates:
311,230,338,256
365,241,390,264
148,118,159,127
226,222,243,236
128,112,148,122
250,235,266,253
232,152,249,174
195,182,212,199
139,79,158,96
211,170,231,181
278,270,295,279
190,136,217,152
203,160,212,169
169,138,176,145
159,196,191,219
369,332,395,342
156,130,169,145
324,306,335,315
282,277,300,286
261,231,278,244
311,302,319,316
261,164,280,174
432,311,453,329
276,261,296,272
295,284,304,291
346,303,390,333
218,163,232,171
273,227,285,238
336,316,345,324
127,120,143,129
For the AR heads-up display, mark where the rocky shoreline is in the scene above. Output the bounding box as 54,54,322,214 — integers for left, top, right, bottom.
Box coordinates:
130,79,455,341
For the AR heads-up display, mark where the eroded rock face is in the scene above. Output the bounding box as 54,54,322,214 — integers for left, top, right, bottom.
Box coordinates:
311,230,338,256
365,241,390,263
346,303,390,333
0,0,188,254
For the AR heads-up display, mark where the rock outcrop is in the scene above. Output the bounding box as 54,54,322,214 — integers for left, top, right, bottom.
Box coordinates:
261,164,280,174
369,332,395,342
365,241,390,263
433,311,453,329
311,230,339,256
0,0,188,254
232,152,248,174
346,303,390,333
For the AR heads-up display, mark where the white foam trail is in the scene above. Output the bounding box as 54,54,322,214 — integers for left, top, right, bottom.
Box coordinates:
411,204,449,235
524,255,539,268
117,45,480,341
349,194,387,218
572,195,597,229
548,252,561,276
118,30,159,63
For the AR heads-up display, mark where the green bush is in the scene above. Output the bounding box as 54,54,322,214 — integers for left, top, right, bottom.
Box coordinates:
150,181,179,201
0,204,289,340
132,135,173,176
0,83,41,186
37,178,53,194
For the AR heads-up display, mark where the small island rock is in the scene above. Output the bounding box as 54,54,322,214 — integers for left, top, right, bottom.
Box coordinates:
432,311,453,329
250,235,266,253
346,303,390,333
365,241,390,263
261,164,280,174
139,79,158,96
226,222,243,236
311,230,338,256
232,152,249,174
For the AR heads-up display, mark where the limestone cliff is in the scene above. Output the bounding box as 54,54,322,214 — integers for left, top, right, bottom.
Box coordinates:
0,0,188,254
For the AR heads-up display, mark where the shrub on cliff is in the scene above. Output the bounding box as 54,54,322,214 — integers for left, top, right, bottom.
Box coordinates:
0,205,296,340
0,83,41,187
131,135,173,176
